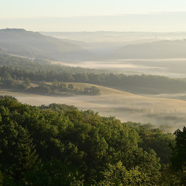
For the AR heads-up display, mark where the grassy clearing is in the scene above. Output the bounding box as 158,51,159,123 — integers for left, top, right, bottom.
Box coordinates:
65,82,134,96
45,82,133,95
2,85,186,131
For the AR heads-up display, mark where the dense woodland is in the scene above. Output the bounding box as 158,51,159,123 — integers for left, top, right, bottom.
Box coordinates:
1,53,186,95
0,96,186,185
0,53,102,74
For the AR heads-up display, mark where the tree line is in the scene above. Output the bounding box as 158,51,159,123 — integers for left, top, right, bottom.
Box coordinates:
0,70,101,96
0,53,110,74
1,53,186,94
1,65,186,95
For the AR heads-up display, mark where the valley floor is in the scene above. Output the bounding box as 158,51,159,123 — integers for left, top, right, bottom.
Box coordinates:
1,83,186,132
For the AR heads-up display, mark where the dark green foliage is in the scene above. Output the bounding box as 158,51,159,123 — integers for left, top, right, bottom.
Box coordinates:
0,98,38,183
83,86,100,95
97,161,153,185
25,159,84,186
125,122,175,164
0,67,101,96
38,103,77,113
0,96,181,185
0,171,2,186
171,127,186,171
68,83,74,89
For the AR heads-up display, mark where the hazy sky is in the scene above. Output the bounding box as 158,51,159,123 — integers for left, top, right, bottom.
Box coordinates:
1,0,186,31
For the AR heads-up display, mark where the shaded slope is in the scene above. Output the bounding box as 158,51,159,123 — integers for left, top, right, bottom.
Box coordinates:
111,40,186,59
0,29,95,61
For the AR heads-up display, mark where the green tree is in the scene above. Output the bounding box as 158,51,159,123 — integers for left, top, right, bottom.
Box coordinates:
97,161,150,186
0,118,38,182
68,84,74,89
25,159,84,186
24,78,31,86
171,127,186,171
52,79,58,87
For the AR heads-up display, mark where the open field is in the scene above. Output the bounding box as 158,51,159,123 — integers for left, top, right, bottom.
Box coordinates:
1,83,186,132
65,82,134,96
45,82,135,95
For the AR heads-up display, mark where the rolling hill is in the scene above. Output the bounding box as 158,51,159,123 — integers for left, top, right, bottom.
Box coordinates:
2,82,186,131
0,28,95,61
111,40,186,59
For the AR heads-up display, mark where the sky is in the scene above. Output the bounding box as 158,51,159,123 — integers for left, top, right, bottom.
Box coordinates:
1,0,186,32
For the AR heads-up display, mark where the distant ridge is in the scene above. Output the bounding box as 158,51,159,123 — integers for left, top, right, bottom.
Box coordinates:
111,40,186,59
0,28,95,61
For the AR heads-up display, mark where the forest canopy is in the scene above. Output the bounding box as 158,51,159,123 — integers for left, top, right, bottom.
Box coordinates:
0,96,185,185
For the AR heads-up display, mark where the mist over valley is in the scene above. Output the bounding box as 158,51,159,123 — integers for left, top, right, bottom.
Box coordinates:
1,29,186,131
2,1,186,184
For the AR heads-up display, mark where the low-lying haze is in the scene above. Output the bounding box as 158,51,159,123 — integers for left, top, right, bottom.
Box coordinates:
2,89,186,133
1,0,186,134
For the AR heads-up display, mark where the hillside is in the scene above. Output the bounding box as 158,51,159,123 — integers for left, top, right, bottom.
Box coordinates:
0,28,95,61
64,82,134,96
111,40,186,59
3,82,186,131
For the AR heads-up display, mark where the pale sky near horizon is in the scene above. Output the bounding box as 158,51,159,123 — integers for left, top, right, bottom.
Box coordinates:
1,0,186,31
